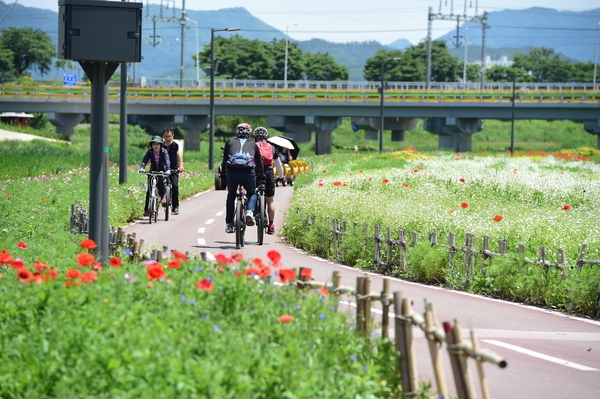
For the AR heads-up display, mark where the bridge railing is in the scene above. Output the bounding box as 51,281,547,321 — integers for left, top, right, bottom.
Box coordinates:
1,83,598,104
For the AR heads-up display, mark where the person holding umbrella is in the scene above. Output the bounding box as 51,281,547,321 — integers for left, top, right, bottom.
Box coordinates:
253,126,283,235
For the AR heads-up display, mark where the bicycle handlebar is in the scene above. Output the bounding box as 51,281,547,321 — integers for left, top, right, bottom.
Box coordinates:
139,170,171,176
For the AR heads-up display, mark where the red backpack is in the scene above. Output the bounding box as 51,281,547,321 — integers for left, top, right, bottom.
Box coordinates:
256,141,273,166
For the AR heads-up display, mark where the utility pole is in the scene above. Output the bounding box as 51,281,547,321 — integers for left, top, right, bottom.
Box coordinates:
142,0,188,87
426,0,488,89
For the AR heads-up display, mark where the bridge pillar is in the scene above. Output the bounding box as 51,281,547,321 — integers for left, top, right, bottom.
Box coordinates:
46,112,84,137
305,116,342,155
351,117,419,142
583,120,600,149
174,115,208,152
424,117,483,152
128,114,208,151
268,116,312,142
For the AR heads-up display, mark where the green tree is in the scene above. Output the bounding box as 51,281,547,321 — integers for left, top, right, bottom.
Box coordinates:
304,52,349,80
269,39,305,81
0,42,14,81
485,65,532,82
512,47,573,83
363,49,422,82
198,35,273,80
405,40,460,82
0,27,54,77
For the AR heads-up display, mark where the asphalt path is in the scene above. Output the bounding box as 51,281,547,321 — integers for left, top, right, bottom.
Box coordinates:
125,182,600,399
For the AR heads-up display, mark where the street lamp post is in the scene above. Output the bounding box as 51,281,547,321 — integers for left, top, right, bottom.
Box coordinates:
509,72,531,156
283,22,297,88
186,18,200,85
379,57,401,153
593,22,599,90
209,27,240,171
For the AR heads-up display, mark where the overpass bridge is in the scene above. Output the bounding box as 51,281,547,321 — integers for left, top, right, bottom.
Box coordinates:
0,81,598,153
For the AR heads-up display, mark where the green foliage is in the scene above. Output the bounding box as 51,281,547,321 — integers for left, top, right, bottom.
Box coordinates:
404,241,447,284
0,27,55,77
0,256,401,398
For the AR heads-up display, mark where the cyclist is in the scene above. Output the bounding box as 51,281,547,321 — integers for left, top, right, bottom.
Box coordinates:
162,127,184,215
253,126,283,235
222,123,265,234
139,135,170,217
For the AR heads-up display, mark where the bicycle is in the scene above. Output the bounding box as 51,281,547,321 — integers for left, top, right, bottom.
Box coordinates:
140,170,170,224
233,183,247,250
255,183,268,245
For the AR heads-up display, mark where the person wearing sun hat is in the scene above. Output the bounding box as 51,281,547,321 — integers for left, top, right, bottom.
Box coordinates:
139,135,170,217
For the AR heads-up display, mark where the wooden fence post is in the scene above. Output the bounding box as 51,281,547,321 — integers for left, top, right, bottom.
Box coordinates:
356,276,366,335
374,224,381,267
364,277,373,334
444,319,475,399
381,278,390,339
393,292,412,397
386,227,393,274
402,297,419,395
425,302,448,398
399,228,407,273
470,329,491,399
333,218,340,258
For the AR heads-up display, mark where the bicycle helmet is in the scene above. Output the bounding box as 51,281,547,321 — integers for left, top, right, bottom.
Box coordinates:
236,123,252,138
253,126,269,141
149,135,164,146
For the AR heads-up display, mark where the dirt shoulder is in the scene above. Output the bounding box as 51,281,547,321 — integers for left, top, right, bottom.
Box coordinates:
0,129,62,142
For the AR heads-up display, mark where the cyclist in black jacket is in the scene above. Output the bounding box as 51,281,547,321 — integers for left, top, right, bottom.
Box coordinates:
139,135,170,217
221,123,265,234
162,127,183,215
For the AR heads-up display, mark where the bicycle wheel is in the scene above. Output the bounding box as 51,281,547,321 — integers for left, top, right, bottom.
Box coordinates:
148,197,154,224
235,198,243,249
256,194,265,245
153,191,159,223
164,185,171,221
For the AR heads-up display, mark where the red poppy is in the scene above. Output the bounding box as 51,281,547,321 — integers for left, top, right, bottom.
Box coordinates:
0,250,12,264
196,278,214,291
17,268,32,283
10,259,24,269
91,262,103,272
403,183,410,188
80,271,98,284
167,259,181,269
267,250,281,265
258,265,271,277
279,314,294,323
110,257,122,268
461,202,469,209
319,286,330,296
562,205,571,211
244,267,260,276
493,215,503,222
413,169,418,173
231,253,244,263
80,239,97,250
147,263,166,280
214,253,231,264
322,169,327,173
65,280,80,287
279,268,296,284
77,253,95,267
300,268,313,280
66,269,82,279
358,169,364,173
217,267,224,273
318,182,324,187
34,261,48,271
368,177,373,181
40,197,46,200
172,250,188,263
459,178,466,183
252,257,267,269
17,241,27,249
382,179,389,184
49,268,59,280
333,181,342,186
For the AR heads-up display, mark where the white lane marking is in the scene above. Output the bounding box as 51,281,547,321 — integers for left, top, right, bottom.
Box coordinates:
205,219,215,225
216,211,224,216
483,339,598,371
197,227,206,233
197,238,206,246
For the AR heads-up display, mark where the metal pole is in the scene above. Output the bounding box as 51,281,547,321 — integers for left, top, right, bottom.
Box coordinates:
462,27,468,86
186,18,199,84
379,59,385,153
284,25,288,87
425,7,433,90
510,76,516,156
209,28,216,171
593,22,599,90
179,0,186,88
119,62,127,184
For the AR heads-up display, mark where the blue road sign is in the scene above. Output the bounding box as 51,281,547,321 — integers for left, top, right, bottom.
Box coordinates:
63,74,77,86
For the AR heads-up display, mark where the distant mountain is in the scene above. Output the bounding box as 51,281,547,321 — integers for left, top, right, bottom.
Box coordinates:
0,2,598,81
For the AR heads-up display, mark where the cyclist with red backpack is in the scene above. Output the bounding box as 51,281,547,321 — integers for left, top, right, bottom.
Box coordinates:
253,126,282,235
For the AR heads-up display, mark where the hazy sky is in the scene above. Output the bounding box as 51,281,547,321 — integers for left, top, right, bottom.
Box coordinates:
14,0,600,44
